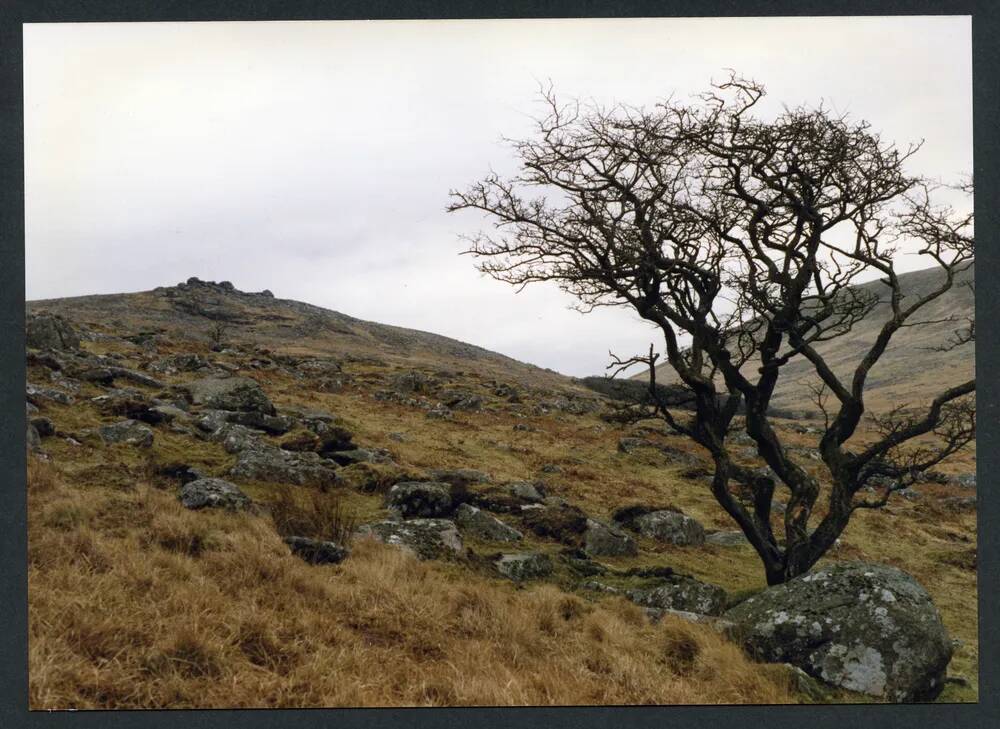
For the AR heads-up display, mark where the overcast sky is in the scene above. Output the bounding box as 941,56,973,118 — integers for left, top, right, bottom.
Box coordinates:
24,16,972,377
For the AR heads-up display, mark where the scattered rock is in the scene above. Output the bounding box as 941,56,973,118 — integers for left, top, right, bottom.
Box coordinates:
26,312,80,350
336,461,412,493
106,367,165,389
520,499,588,544
314,425,357,454
26,382,74,406
148,353,212,374
99,419,154,448
469,481,545,513
561,550,609,577
283,536,350,565
623,509,706,546
454,504,523,542
389,370,438,395
705,530,748,547
723,561,954,702
196,409,232,434
385,481,453,518
581,580,620,594
226,411,295,435
626,573,728,616
781,663,834,702
179,477,252,510
951,473,976,490
30,416,55,437
583,518,638,557
229,444,340,488
212,423,263,453
182,376,275,414
495,552,554,581
149,403,190,424
426,403,454,420
357,519,464,560
438,388,483,411
279,431,321,452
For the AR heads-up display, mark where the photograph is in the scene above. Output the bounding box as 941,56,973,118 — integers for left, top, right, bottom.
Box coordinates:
22,15,977,709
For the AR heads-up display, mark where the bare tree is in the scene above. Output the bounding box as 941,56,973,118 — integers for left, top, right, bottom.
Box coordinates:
448,76,974,585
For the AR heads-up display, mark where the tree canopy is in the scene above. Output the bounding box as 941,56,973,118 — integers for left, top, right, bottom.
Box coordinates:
449,75,974,584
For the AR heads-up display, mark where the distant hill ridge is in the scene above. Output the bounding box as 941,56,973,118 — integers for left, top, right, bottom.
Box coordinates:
26,277,578,393
636,263,975,413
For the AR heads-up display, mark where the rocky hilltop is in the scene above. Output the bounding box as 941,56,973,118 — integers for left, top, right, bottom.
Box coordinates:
28,277,577,392
24,278,978,708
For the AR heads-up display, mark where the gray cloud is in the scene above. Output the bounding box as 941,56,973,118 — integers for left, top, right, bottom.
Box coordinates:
25,17,971,376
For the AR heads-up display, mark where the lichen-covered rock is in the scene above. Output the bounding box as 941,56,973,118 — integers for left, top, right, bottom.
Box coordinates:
26,312,80,350
385,481,453,518
625,572,728,616
283,536,350,565
438,388,484,411
426,403,453,420
468,481,545,513
495,552,554,581
723,561,953,702
100,419,154,448
631,510,706,546
226,410,295,435
583,518,638,557
508,481,546,503
705,530,748,547
151,402,191,423
148,352,212,374
26,382,74,406
210,423,263,453
196,409,232,434
454,504,523,542
182,376,275,414
179,477,251,510
314,426,356,454
229,444,339,488
390,370,438,395
357,519,464,560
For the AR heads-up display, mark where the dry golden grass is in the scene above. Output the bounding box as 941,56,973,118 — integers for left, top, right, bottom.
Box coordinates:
28,458,796,709
25,318,977,706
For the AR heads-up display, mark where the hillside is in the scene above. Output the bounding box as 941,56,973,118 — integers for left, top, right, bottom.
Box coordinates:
28,277,580,394
24,277,978,708
639,264,975,414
